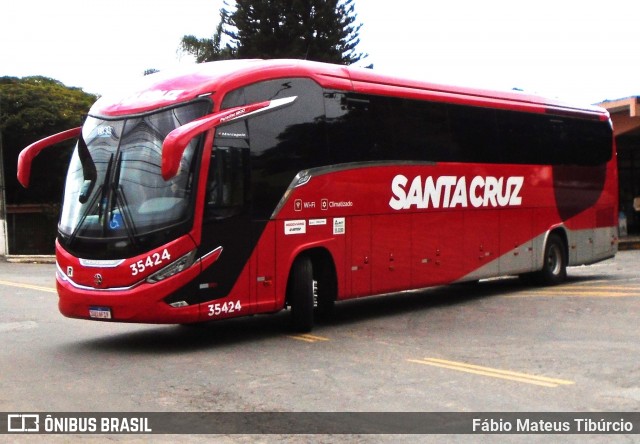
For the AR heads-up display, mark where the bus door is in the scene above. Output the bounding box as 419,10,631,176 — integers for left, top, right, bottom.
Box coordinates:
198,144,256,309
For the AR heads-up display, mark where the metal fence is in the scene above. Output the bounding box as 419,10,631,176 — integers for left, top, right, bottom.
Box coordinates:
6,204,58,255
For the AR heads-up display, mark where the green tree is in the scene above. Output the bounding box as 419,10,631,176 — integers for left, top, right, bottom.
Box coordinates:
0,76,96,204
181,9,235,63
180,0,365,65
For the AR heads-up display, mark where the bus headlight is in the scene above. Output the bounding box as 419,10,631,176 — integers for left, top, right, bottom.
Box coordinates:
146,249,197,283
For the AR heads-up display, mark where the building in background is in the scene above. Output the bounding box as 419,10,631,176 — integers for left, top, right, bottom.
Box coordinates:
599,97,640,235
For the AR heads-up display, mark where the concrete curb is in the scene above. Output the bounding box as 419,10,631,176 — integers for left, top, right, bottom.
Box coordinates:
619,240,640,251
5,255,56,264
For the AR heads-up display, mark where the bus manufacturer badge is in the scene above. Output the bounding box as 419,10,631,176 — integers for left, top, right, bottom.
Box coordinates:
66,266,73,278
94,273,103,287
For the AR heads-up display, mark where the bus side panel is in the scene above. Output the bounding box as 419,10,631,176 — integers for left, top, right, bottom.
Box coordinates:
499,209,534,275
196,219,289,320
253,221,277,313
566,161,618,264
271,217,348,310
463,209,500,280
568,212,595,265
194,220,275,322
553,163,612,265
592,225,617,262
371,214,412,294
348,216,372,298
532,207,564,267
592,204,617,261
196,255,253,322
411,211,464,288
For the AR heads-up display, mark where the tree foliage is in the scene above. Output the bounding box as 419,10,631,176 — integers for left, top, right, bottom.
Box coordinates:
0,76,96,204
180,0,365,65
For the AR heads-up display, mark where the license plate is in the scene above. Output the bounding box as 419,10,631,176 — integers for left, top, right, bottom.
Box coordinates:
89,306,112,319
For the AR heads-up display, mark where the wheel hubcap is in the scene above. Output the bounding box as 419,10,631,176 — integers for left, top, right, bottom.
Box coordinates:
548,244,561,275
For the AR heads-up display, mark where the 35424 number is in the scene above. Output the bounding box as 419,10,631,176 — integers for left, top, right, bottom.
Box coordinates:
130,249,171,276
207,300,242,317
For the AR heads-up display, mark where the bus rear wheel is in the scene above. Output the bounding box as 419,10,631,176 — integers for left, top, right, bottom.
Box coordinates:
535,233,567,285
287,256,315,332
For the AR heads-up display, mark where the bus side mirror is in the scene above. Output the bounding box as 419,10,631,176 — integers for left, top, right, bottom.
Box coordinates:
161,96,297,180
17,127,82,188
162,112,228,181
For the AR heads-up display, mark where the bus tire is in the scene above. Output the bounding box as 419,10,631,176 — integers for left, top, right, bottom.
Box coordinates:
535,233,567,285
288,256,314,332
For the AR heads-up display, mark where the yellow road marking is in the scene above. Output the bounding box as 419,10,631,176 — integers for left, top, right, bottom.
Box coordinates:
553,286,640,291
508,285,640,298
288,333,330,343
0,279,56,294
408,358,574,388
509,290,637,298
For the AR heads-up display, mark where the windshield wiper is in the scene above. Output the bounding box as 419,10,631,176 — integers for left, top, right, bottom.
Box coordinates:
98,153,115,235
67,184,103,246
67,151,114,245
110,151,123,208
106,150,139,247
113,185,138,248
105,151,128,236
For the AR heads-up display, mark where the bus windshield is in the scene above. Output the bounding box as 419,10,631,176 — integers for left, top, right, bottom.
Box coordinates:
59,101,210,256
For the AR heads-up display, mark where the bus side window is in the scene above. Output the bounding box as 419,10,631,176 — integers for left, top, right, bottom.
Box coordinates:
206,146,249,219
324,92,372,163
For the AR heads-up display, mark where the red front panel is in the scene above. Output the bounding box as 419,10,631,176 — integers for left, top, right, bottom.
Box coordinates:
56,235,203,323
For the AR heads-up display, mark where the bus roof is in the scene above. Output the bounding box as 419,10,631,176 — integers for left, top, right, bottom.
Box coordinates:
91,59,608,119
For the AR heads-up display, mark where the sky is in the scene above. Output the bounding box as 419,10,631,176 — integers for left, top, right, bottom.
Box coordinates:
1,0,638,105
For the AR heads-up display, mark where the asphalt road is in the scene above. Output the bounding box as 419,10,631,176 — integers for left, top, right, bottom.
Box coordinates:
1,252,639,441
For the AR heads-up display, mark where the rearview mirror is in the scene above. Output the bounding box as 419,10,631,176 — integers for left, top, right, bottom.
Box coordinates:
17,127,82,188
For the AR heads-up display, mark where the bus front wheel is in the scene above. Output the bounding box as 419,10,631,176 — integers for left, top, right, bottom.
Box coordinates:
287,256,314,332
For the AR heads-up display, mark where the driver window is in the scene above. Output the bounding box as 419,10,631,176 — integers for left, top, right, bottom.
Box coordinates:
206,146,249,218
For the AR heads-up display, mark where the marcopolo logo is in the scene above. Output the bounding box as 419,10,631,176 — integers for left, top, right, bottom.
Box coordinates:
389,174,524,210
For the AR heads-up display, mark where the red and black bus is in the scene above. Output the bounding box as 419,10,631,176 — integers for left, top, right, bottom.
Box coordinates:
18,59,618,331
